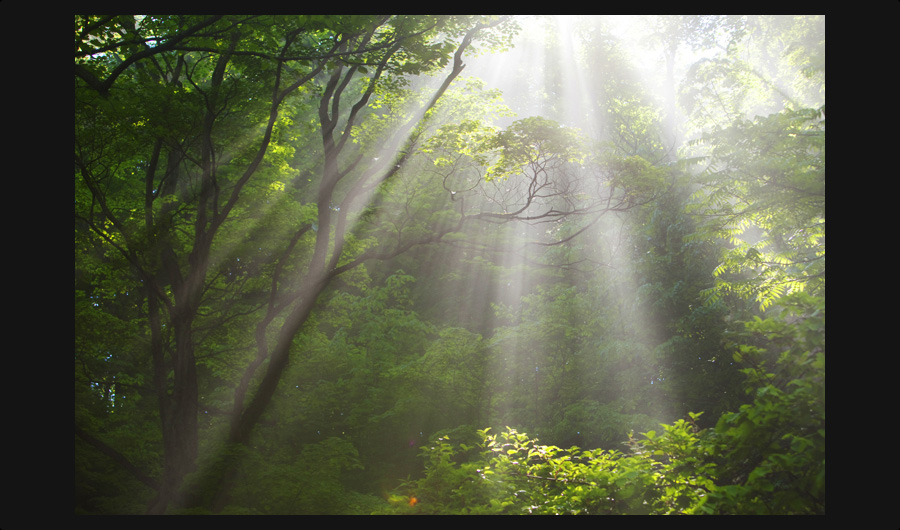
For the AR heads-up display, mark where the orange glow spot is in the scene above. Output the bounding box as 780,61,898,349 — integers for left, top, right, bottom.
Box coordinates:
408,496,418,507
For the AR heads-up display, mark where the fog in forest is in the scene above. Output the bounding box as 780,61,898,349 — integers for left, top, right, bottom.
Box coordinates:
75,15,824,515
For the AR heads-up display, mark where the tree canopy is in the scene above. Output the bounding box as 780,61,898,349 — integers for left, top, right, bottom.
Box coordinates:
75,15,824,515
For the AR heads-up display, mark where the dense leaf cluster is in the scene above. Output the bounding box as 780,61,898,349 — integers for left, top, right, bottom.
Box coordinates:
75,15,823,515
380,294,824,515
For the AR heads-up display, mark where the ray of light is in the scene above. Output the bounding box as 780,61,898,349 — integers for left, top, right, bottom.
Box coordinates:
457,15,675,441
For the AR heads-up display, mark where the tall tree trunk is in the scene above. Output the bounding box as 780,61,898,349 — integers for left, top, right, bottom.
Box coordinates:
145,253,204,514
179,20,500,512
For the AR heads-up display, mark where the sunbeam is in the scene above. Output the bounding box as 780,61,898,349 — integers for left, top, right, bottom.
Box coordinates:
76,15,824,515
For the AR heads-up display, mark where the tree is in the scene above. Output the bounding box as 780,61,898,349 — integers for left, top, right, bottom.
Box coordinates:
678,15,824,130
687,107,825,312
76,15,649,513
381,16,824,515
635,15,748,159
380,294,824,515
674,15,824,312
75,14,521,513
76,15,824,515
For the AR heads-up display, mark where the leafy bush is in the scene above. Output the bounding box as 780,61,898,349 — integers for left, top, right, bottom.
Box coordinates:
379,294,824,514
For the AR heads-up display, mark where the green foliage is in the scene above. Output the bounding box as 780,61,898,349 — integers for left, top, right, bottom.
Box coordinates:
602,95,667,158
680,15,824,127
383,295,824,514
677,16,825,314
485,280,665,448
703,293,824,514
602,153,668,203
75,15,823,515
237,437,365,514
423,119,499,169
389,327,488,429
689,106,825,311
487,117,585,181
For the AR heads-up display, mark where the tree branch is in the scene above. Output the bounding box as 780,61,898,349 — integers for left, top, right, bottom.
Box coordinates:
75,425,159,491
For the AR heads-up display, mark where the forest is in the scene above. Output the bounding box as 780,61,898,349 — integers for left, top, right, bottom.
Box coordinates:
74,15,824,515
